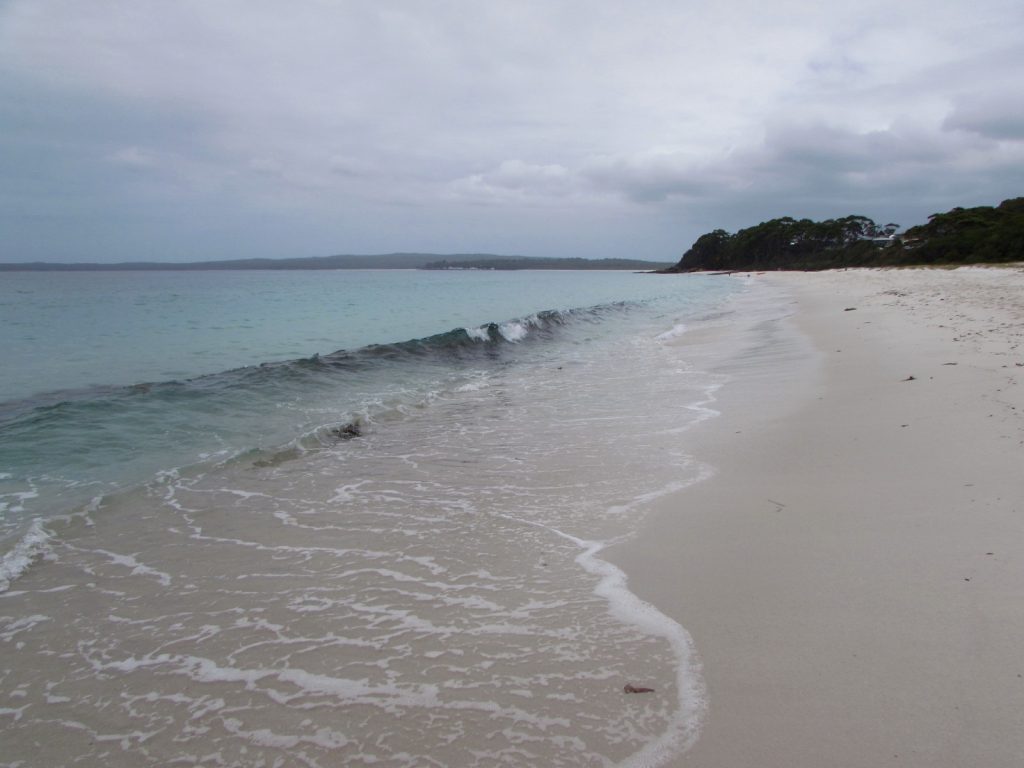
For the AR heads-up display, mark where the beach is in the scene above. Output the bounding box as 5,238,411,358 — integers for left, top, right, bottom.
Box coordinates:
2,266,1023,765
612,266,1024,766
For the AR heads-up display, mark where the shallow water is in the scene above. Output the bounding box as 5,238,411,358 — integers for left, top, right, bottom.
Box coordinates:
0,271,733,545
0,270,794,765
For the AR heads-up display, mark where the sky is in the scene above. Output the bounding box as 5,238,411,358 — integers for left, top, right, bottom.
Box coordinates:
1,0,1023,264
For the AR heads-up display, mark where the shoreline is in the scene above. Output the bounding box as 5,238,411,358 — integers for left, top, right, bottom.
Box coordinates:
611,266,1024,766
0,276,740,766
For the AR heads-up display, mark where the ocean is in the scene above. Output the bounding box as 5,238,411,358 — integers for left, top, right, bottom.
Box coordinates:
0,268,780,766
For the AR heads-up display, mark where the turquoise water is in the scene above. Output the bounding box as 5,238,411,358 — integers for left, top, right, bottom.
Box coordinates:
0,267,760,765
0,268,736,540
1,269,698,403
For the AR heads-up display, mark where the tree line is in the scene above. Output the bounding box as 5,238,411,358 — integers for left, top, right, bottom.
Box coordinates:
665,197,1024,272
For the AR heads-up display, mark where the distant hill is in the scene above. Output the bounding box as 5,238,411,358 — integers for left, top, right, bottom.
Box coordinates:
0,253,510,271
664,197,1024,272
0,252,671,272
422,257,672,271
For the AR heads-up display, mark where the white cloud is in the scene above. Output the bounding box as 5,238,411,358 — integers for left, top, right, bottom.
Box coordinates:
445,160,585,205
0,0,1022,261
107,146,159,169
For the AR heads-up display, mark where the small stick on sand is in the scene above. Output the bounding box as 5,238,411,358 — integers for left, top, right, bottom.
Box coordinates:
623,684,655,694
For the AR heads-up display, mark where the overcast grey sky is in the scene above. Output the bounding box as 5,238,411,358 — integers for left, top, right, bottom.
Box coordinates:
2,0,1022,263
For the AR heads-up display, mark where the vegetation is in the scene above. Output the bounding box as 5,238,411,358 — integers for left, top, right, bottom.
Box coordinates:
665,197,1024,272
421,257,672,270
899,197,1024,265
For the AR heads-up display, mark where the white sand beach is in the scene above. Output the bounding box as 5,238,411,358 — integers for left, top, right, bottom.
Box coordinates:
612,266,1024,767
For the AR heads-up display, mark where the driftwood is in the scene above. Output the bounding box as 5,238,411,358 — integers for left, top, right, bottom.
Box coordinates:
623,684,655,694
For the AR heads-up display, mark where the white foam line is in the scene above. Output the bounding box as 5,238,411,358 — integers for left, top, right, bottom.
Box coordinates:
91,549,173,587
605,472,711,517
0,519,52,593
0,613,51,642
0,704,30,722
655,323,688,341
0,487,39,515
497,512,706,766
0,583,75,599
182,527,457,581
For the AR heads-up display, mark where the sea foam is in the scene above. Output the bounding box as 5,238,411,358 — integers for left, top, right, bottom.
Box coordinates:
0,518,50,592
0,272,765,766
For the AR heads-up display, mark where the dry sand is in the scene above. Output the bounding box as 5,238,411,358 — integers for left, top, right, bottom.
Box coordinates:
612,266,1024,767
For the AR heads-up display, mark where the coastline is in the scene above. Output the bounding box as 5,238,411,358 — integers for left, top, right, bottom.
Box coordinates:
611,266,1024,766
0,274,741,766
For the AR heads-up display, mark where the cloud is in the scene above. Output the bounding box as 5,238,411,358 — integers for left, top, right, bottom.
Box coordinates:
107,146,159,169
328,155,373,179
944,97,1024,141
0,0,1022,261
570,113,1024,237
581,150,746,203
445,160,585,205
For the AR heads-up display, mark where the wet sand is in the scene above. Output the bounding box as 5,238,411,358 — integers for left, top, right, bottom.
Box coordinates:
612,266,1024,767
